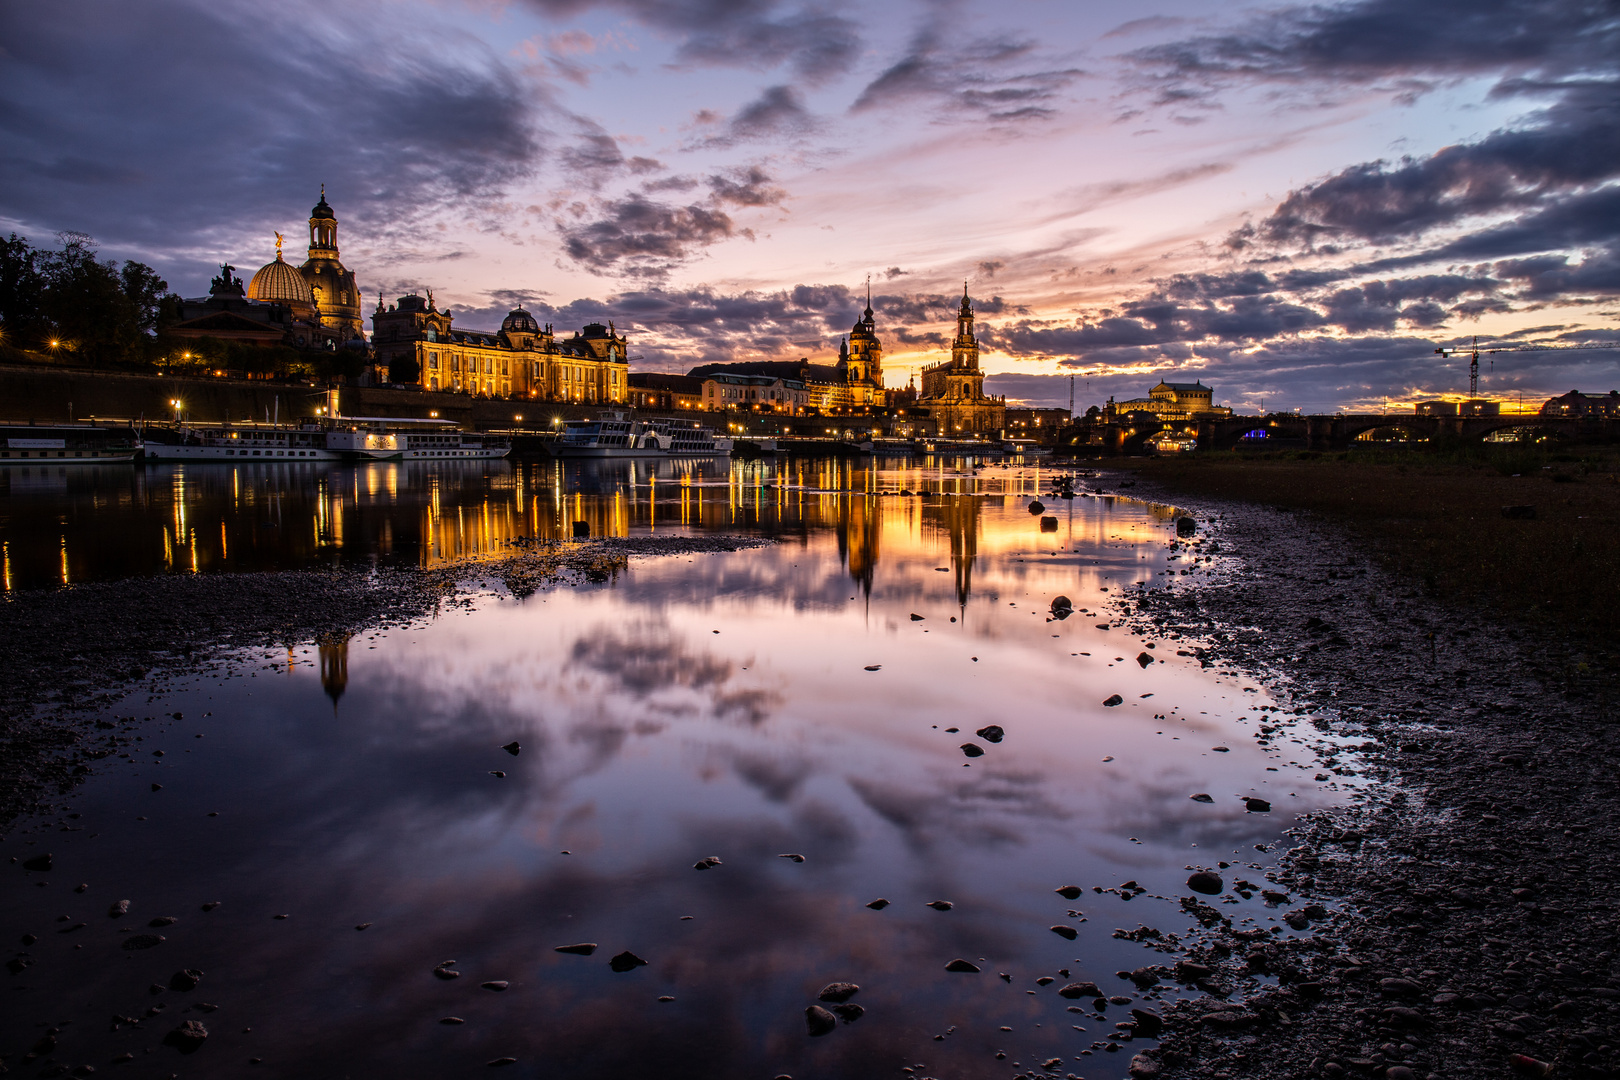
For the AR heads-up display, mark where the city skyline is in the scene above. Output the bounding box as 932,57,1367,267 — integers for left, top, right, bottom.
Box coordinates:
2,0,1617,411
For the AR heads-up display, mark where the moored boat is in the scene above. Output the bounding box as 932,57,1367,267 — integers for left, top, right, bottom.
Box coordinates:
553,412,732,457
0,423,142,466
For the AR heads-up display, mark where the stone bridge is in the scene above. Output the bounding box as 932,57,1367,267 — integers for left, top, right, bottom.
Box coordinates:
1059,413,1620,454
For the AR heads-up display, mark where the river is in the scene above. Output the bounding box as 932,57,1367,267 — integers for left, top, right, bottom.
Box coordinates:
0,455,1356,1079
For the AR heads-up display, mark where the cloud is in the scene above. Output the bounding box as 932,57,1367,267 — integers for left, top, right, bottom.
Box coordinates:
978,260,1004,278
559,165,785,277
1246,80,1620,248
851,3,1083,121
689,85,818,149
521,0,859,84
0,0,544,259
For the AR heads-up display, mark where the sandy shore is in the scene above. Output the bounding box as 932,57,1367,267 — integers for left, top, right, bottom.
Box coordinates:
1104,476,1619,1080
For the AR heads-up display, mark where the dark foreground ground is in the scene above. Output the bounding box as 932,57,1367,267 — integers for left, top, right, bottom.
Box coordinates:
1100,462,1619,1080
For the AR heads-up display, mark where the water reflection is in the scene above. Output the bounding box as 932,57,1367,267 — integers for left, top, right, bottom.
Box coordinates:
0,458,1171,599
0,483,1355,1080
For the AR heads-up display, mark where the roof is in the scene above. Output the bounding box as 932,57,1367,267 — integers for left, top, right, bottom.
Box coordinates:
248,255,314,306
170,310,285,336
1153,381,1210,392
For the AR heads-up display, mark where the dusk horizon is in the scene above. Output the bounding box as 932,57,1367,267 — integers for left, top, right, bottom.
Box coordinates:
4,0,1618,412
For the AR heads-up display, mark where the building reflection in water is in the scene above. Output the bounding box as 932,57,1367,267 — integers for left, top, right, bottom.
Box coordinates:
319,634,350,709
0,455,1178,599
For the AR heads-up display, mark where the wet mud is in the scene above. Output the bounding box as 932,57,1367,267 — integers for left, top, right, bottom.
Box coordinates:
1106,476,1619,1080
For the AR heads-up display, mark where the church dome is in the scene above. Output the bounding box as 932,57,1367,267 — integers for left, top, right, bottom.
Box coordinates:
502,308,539,333
248,254,315,307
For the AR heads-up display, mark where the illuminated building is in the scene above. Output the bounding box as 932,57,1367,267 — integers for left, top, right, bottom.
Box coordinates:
918,286,1005,436
628,373,705,410
372,297,629,403
171,188,366,353
1105,380,1232,421
688,287,888,411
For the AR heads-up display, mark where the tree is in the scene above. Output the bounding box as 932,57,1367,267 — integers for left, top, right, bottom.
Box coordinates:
0,234,47,350
120,260,169,335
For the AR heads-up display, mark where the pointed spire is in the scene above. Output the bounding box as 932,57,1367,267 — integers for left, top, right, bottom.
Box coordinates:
864,274,873,319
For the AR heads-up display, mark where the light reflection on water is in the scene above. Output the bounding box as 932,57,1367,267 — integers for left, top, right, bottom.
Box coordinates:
0,461,1350,1079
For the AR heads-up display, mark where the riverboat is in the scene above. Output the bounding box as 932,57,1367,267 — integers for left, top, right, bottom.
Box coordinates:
0,423,142,466
553,413,732,458
141,419,508,463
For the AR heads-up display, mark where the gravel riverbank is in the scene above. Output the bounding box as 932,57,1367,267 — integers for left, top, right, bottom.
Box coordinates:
1101,477,1619,1080
0,535,778,832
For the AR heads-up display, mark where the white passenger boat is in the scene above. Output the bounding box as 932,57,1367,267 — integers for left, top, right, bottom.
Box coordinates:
553,412,733,458
0,423,142,466
142,420,508,463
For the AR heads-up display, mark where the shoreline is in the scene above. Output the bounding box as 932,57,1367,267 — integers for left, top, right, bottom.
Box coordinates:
1102,471,1619,1080
0,535,779,832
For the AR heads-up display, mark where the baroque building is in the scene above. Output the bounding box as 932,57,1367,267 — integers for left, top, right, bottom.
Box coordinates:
687,285,888,410
371,294,628,403
918,286,1005,436
243,187,364,346
1105,381,1231,421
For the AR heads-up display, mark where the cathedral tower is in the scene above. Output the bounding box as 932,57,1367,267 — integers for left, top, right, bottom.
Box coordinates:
298,186,364,343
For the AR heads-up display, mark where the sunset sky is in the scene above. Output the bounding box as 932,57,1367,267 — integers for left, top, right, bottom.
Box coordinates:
3,0,1617,410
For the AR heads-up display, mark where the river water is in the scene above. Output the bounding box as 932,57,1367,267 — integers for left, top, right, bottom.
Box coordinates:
1,456,1352,1079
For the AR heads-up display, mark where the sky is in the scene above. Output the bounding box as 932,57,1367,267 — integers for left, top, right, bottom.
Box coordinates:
2,0,1618,411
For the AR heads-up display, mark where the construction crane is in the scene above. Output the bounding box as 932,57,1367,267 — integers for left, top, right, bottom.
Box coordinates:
1435,337,1620,397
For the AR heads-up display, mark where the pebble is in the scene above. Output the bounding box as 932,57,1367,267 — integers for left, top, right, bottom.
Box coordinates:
1187,871,1224,895
489,771,505,778
1190,793,1214,803
926,900,954,911
960,743,984,758
355,923,372,931
501,741,520,755
433,963,461,980
486,1058,517,1067
1103,695,1124,707
805,1005,838,1037
693,856,722,870
149,916,177,927
817,982,860,1003
831,1003,864,1024
554,943,598,955
168,969,203,992
1136,652,1155,668
945,959,981,973
121,934,164,950
481,981,509,991
608,951,648,972
164,1020,208,1050
1059,982,1102,999
1056,886,1084,899
439,1017,464,1025
1244,798,1272,812
778,853,806,862
1050,925,1079,940
108,899,130,918
865,898,890,910
976,725,1005,743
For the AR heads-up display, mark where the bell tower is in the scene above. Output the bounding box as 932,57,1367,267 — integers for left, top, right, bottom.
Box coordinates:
308,184,338,261
952,283,978,370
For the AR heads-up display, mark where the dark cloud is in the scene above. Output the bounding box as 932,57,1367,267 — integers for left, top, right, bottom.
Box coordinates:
522,0,859,84
978,260,1005,278
0,0,543,271
1247,80,1620,248
559,166,785,277
851,4,1083,120
1126,0,1618,99
691,85,817,149
884,266,909,279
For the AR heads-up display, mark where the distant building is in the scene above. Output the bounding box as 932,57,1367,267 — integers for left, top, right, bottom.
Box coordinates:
1541,389,1620,418
1106,380,1231,421
167,188,366,355
1414,400,1458,416
372,295,628,403
698,371,809,413
168,264,315,350
918,287,1005,436
627,372,704,411
688,287,888,411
